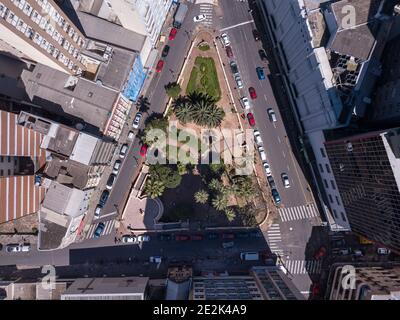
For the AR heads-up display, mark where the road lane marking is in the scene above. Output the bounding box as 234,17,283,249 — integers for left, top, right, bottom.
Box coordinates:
282,150,286,158
220,20,254,32
277,136,281,144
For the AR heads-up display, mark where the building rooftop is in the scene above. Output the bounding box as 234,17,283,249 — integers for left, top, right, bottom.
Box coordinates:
69,132,98,165
21,63,119,132
45,125,79,157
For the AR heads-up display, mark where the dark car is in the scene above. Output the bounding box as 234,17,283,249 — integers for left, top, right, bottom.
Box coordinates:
267,176,276,189
93,222,105,239
158,234,172,241
99,190,110,206
106,174,116,190
162,45,170,57
208,233,219,240
175,234,190,241
230,61,239,74
221,233,235,240
191,234,203,241
252,29,260,41
256,67,265,80
225,45,233,58
258,49,267,62
271,188,281,205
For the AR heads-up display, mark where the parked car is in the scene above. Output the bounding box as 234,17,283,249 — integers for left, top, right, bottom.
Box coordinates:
249,87,257,99
191,234,203,241
106,174,116,190
122,235,138,243
247,112,256,127
127,131,135,140
258,49,268,62
281,173,290,188
263,162,272,176
132,112,143,129
175,234,190,241
208,233,219,240
137,235,150,242
252,29,260,41
162,45,170,57
93,222,105,239
140,144,148,157
267,108,277,122
158,234,172,241
156,59,164,73
119,144,128,158
241,96,251,110
221,233,235,240
99,190,110,206
267,175,276,189
230,61,239,74
94,205,102,218
353,249,364,257
225,45,233,58
338,248,351,256
149,256,162,263
221,33,231,46
253,129,263,145
314,246,327,260
256,67,265,80
235,75,243,88
6,243,30,253
169,27,177,40
112,160,122,175
193,14,206,22
377,247,391,255
271,188,281,205
258,146,267,161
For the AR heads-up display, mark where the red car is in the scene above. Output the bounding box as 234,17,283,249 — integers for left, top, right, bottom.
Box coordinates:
247,113,256,127
169,28,177,40
249,87,257,99
225,46,233,58
191,234,203,241
156,59,164,73
175,234,190,241
139,144,148,157
314,246,327,260
221,233,235,240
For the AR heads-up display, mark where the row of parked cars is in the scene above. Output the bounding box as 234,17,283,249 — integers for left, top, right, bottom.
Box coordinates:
1,243,30,253
157,231,262,241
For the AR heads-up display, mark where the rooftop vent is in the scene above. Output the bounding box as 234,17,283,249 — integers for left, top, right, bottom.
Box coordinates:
64,76,78,91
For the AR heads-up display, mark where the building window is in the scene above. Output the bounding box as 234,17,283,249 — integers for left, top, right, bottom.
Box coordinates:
333,209,338,219
320,148,326,158
8,156,11,163
330,180,336,190
0,169,3,176
7,169,11,175
335,196,340,206
0,156,3,162
323,179,329,189
328,194,333,203
325,163,331,173
319,163,324,173
340,212,347,222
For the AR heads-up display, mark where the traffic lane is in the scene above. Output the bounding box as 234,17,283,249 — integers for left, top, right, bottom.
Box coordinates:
0,246,69,267
218,0,252,29
69,235,269,265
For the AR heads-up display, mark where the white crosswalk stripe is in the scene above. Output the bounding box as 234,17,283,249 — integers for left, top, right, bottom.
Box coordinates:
279,203,320,222
284,260,322,275
199,4,213,25
266,224,283,256
85,219,115,239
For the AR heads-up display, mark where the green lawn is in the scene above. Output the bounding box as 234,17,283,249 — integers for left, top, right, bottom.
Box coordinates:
186,57,221,101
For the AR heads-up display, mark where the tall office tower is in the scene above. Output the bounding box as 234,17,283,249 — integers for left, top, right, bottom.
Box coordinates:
256,0,395,230
327,263,400,300
324,128,400,252
0,0,86,74
191,267,304,300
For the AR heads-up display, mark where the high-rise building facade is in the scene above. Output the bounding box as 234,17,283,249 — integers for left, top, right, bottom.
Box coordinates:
0,0,86,74
324,128,400,252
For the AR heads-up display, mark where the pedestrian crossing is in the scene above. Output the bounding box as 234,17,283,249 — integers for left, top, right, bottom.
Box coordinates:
199,3,213,26
266,224,284,256
279,203,320,222
85,219,116,239
284,259,322,275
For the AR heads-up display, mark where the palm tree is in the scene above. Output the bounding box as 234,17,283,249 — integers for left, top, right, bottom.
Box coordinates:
232,176,254,198
177,162,187,175
194,189,209,204
144,178,165,199
136,95,150,114
212,194,228,211
224,207,236,222
205,104,225,128
174,100,193,124
209,178,223,192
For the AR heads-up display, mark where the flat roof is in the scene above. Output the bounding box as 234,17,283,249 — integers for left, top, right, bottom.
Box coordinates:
21,63,119,131
46,125,79,157
70,132,98,165
42,181,73,215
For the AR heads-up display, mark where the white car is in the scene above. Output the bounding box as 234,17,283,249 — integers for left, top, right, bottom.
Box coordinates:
119,144,128,159
94,205,102,218
281,173,290,188
122,235,138,243
112,160,122,175
253,130,262,145
137,235,150,242
235,75,243,89
240,97,251,110
221,33,231,46
127,131,135,140
267,108,277,122
377,248,391,255
193,14,206,22
6,243,30,253
258,146,267,161
263,162,272,176
132,112,143,129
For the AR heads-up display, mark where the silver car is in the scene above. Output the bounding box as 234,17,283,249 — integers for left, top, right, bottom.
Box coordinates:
132,112,143,129
281,173,290,188
235,75,244,89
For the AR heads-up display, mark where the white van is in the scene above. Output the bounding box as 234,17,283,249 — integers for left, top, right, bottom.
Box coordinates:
240,252,259,261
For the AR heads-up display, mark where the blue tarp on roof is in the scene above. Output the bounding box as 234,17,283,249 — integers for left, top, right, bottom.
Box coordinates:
123,56,147,102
